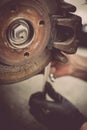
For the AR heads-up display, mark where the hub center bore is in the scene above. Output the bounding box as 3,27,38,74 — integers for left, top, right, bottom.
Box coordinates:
7,19,34,49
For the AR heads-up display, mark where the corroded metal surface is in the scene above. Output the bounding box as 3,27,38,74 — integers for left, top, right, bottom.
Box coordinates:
0,0,82,84
0,0,51,65
53,14,82,54
0,50,51,84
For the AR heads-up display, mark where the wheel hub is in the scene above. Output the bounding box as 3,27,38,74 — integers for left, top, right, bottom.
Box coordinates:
7,19,34,49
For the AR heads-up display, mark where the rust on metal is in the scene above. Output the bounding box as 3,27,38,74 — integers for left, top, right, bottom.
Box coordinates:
0,49,51,84
53,14,82,54
0,0,82,84
0,0,51,65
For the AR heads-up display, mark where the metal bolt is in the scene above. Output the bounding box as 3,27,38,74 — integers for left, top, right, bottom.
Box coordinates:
7,19,34,49
12,23,29,45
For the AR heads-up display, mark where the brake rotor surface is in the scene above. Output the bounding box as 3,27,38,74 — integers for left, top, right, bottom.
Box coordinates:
0,0,51,65
0,0,50,83
0,50,51,84
0,0,51,84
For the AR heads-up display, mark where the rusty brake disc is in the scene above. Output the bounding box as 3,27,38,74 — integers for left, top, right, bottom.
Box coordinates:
0,0,82,84
0,0,51,65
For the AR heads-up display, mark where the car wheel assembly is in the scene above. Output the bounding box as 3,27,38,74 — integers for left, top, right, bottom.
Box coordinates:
0,0,82,84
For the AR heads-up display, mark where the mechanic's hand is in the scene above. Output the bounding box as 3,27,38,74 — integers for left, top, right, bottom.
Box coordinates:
50,54,87,81
50,54,72,77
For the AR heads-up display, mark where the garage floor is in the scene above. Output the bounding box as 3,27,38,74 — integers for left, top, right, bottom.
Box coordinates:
0,48,87,130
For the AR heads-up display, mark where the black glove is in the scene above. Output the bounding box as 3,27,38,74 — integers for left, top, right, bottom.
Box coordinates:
29,82,87,130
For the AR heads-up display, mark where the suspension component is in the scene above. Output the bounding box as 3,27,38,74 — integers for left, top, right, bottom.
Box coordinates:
0,0,82,84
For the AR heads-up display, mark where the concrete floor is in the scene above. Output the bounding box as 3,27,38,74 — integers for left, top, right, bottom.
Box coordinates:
0,49,87,130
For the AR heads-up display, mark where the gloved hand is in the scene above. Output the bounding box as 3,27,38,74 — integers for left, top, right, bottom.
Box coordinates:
29,82,87,130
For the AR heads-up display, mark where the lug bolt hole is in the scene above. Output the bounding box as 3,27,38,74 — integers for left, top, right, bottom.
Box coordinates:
24,52,29,57
10,6,16,13
39,20,45,26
